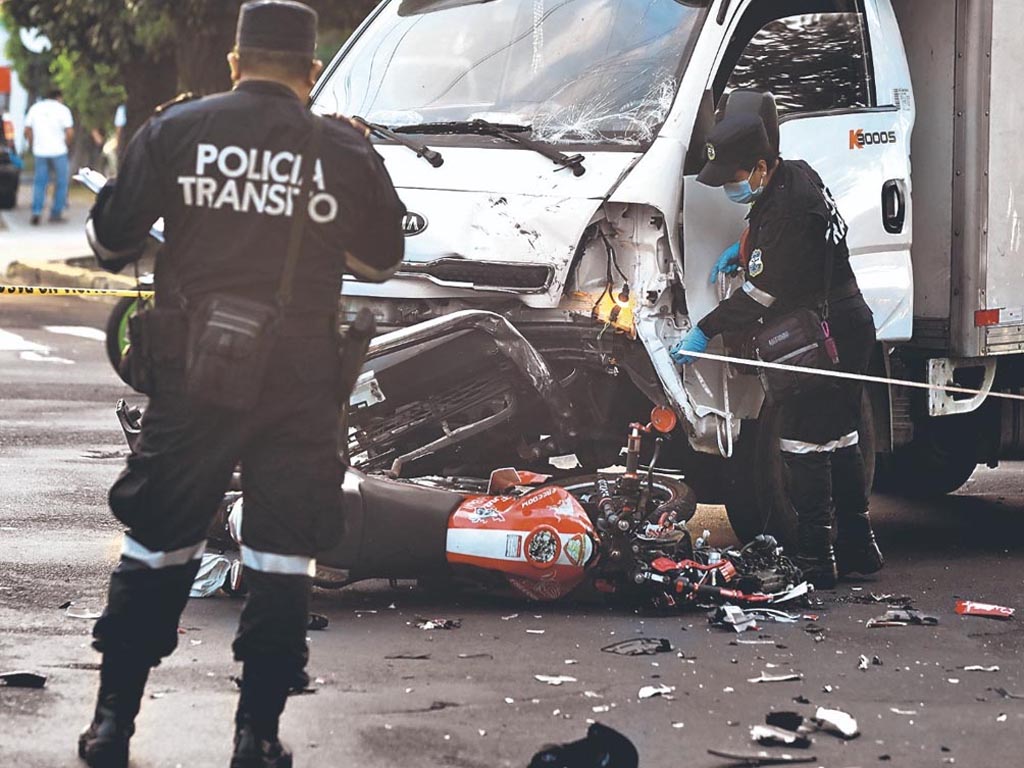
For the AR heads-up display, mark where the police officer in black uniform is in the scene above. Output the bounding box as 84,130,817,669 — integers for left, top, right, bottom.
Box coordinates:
78,3,405,766
672,107,884,589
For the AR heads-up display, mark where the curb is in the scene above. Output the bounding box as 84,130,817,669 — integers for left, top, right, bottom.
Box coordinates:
4,257,142,292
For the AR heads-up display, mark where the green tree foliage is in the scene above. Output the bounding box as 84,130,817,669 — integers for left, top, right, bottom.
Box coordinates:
4,0,379,139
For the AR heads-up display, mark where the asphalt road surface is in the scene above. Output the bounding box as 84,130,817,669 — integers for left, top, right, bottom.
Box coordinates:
1,294,1021,767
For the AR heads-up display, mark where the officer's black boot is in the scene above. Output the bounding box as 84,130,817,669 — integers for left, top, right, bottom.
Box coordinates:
794,522,839,590
831,445,884,576
783,451,838,590
231,664,293,768
78,656,150,768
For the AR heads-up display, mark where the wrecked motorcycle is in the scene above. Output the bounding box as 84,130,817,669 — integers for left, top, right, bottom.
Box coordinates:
117,402,806,607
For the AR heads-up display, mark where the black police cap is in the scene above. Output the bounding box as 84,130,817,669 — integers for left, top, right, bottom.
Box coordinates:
236,0,318,55
697,112,774,188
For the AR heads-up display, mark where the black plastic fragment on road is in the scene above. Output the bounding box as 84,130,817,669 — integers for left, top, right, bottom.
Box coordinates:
0,671,47,688
601,638,673,656
529,723,638,768
766,712,805,732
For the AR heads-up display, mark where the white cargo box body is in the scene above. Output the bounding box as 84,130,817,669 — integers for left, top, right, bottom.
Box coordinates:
893,0,1024,357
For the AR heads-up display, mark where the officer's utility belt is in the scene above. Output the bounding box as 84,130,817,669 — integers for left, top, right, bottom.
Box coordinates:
752,241,842,403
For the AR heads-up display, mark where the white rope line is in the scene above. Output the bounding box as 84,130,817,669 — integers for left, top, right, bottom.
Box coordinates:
682,349,1024,403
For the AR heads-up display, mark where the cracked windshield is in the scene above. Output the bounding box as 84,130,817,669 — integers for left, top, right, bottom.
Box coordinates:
314,0,709,145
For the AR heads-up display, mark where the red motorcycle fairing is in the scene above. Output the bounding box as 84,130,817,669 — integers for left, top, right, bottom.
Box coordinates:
446,486,598,601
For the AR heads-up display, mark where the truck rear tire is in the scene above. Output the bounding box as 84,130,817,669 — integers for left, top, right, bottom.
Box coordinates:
874,415,978,497
723,390,876,550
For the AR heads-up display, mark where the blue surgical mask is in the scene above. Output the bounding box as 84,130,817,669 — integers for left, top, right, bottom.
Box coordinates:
724,164,764,205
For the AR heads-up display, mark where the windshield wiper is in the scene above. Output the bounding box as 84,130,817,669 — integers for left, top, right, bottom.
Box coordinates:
395,119,586,177
352,116,444,168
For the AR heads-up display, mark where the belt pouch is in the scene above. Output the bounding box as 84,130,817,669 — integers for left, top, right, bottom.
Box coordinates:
753,308,839,403
186,294,279,410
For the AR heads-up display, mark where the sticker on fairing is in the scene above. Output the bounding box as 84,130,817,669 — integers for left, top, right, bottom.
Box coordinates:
748,249,764,277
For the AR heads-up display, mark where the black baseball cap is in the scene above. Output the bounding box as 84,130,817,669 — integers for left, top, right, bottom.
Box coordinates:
696,112,774,188
236,0,318,55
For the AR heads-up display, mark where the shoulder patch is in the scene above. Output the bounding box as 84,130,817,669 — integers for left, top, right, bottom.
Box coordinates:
748,248,764,277
154,92,196,115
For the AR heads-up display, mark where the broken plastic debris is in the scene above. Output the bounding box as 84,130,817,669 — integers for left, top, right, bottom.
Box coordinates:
711,605,758,633
747,609,802,624
866,609,938,628
527,723,638,768
564,659,578,665
638,684,674,699
385,653,431,660
991,687,1024,700
672,722,685,729
505,697,515,704
707,749,817,765
997,714,1008,723
548,453,582,470
955,600,1014,620
66,606,103,620
0,671,47,689
890,708,918,716
415,618,461,630
535,675,578,686
748,672,803,684
961,665,999,672
501,614,519,621
307,613,329,631
592,704,611,713
766,712,805,732
189,553,231,598
813,707,859,739
526,629,546,635
858,655,870,671
601,638,672,656
750,725,812,749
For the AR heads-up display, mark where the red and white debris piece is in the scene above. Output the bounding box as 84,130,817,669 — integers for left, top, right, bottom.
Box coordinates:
955,600,1015,620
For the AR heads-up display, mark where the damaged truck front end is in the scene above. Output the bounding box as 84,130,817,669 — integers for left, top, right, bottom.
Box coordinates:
314,0,756,477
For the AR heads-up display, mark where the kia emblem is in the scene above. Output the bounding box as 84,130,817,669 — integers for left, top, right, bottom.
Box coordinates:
402,212,428,236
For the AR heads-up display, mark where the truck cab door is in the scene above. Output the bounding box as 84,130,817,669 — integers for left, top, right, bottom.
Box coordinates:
688,0,915,343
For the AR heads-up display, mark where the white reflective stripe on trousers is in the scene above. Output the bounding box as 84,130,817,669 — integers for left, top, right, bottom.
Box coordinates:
240,545,316,577
121,535,206,569
779,431,859,454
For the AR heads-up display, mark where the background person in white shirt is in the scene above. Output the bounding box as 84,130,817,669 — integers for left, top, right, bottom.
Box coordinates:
24,89,74,225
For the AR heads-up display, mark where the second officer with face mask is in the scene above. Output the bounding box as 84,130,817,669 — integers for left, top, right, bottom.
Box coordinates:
672,102,883,590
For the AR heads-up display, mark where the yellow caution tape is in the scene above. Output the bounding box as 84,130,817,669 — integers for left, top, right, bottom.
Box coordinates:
0,285,154,299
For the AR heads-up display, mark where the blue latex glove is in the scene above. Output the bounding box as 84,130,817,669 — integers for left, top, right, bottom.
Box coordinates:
708,241,742,284
671,326,709,366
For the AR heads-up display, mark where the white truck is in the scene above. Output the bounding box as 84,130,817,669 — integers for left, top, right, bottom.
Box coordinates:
309,0,1024,543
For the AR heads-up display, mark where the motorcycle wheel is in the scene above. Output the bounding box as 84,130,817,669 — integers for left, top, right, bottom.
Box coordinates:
105,295,148,383
553,473,697,522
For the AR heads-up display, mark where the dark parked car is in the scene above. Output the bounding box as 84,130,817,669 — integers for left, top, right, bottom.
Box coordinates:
1,113,21,209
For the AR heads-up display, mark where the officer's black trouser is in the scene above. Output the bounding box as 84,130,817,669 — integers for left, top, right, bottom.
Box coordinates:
93,330,344,683
780,293,875,555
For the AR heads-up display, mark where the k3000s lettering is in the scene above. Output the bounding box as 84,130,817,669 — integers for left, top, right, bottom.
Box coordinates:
849,129,898,150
